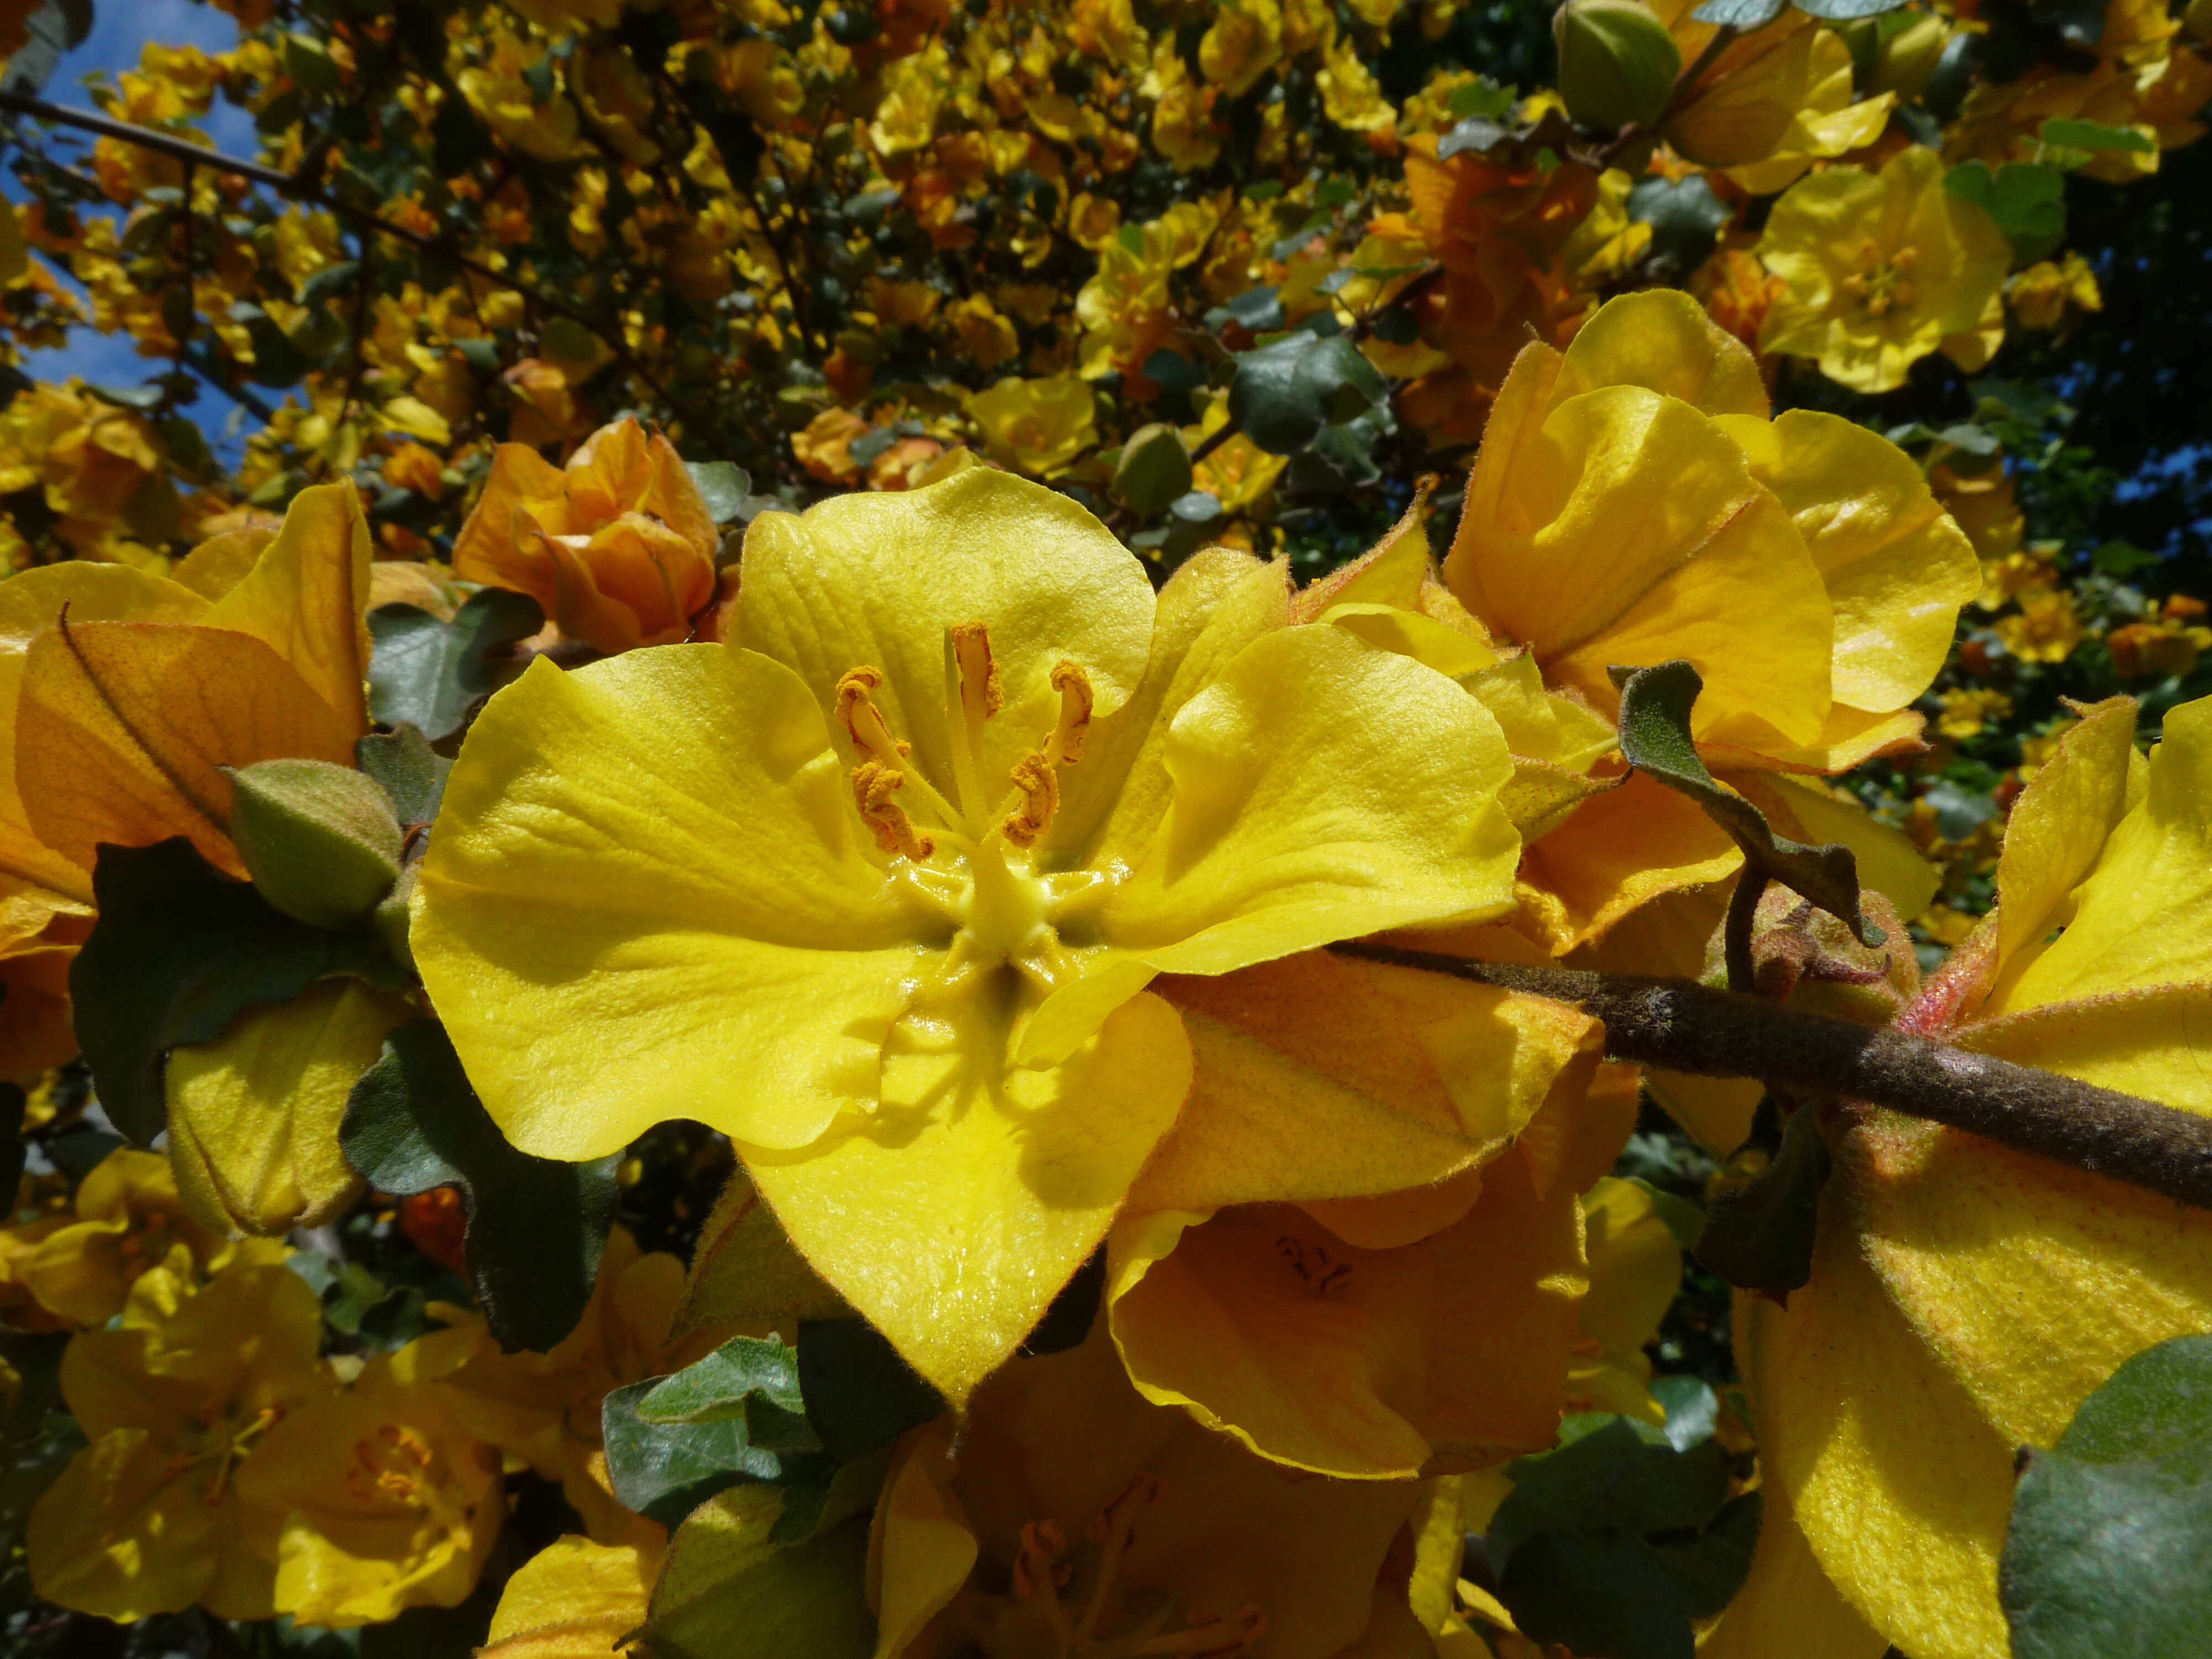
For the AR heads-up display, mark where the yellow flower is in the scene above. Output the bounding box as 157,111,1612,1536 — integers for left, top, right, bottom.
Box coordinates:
1651,0,1895,193
871,1323,1434,1657
1757,147,2013,393
1936,686,2014,741
1436,289,1976,946
235,1323,503,1627
870,40,951,154
28,1260,334,1621
1317,36,1397,135
965,374,1099,477
414,468,1522,1401
1183,393,1288,515
1199,0,1284,97
1566,1173,1686,1422
437,1227,714,1541
452,417,721,658
17,1149,229,1328
0,380,164,552
478,1532,659,1659
1995,584,2085,663
792,406,871,484
455,32,585,163
1147,44,1223,171
1736,696,2212,1659
948,294,1020,373
2109,598,2212,680
1075,200,1218,378
2007,252,2103,328
166,979,417,1238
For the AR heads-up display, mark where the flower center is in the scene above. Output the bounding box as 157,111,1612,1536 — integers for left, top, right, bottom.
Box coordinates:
345,1421,476,1530
837,622,1114,1001
992,1475,1268,1659
1841,239,1918,319
163,1396,285,1504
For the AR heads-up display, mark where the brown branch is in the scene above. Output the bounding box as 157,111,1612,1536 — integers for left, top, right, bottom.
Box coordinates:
1332,941,2212,1212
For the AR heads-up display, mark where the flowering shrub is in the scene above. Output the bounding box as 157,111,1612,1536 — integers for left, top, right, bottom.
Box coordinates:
0,0,2207,1654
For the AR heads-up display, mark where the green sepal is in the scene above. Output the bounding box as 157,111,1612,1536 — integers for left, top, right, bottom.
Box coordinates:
1691,1099,1832,1293
340,1019,617,1353
228,758,404,930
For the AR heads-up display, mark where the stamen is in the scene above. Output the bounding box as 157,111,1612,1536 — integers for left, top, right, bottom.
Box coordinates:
951,622,1004,723
1048,661,1093,765
1001,752,1059,847
836,667,910,766
1121,1606,1268,1657
852,763,936,860
1077,1475,1161,1640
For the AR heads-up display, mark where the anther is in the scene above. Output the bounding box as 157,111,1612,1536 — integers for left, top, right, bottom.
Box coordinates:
1001,752,1059,847
1048,661,1093,765
852,763,936,860
951,621,1003,724
836,667,910,766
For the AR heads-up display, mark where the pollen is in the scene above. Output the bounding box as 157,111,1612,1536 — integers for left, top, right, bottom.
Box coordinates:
952,620,1004,723
1001,752,1060,847
852,761,936,860
1048,661,1093,765
836,666,910,766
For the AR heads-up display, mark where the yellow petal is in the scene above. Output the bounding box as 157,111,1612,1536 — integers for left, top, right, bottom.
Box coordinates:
16,621,361,879
870,1422,978,1657
167,978,413,1235
482,1534,656,1656
1107,1152,1584,1480
748,990,1192,1404
735,466,1157,807
202,481,373,735
1999,695,2208,1011
1132,951,1575,1213
1548,287,1770,419
414,645,925,1160
1959,984,2212,1116
1323,602,1501,679
28,1428,221,1618
1448,380,1833,748
1728,410,1979,715
1517,770,1741,952
1100,625,1520,973
1576,1177,1682,1372
1739,1204,2015,1659
1696,1478,1888,1659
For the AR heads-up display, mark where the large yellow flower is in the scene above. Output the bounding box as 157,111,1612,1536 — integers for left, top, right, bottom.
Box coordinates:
1430,289,1975,949
1756,146,2012,394
965,373,1099,477
414,466,1521,1401
1736,694,2212,1659
28,1259,335,1621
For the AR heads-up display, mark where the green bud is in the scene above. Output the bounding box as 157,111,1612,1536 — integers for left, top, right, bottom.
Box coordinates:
1870,14,1951,97
1553,0,1682,132
375,862,419,977
1112,423,1194,519
228,759,404,930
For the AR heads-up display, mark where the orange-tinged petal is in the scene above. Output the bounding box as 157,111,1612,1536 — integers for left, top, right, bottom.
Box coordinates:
748,990,1193,1405
1517,770,1741,952
452,440,572,581
1107,1151,1584,1480
17,620,359,879
202,481,373,736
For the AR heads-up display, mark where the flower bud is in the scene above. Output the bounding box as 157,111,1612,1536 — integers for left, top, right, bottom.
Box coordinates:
228,758,404,930
1553,0,1682,132
1112,423,1196,519
1871,14,1952,97
375,862,420,977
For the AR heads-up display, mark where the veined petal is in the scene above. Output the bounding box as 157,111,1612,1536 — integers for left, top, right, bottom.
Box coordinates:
202,481,373,735
1547,287,1770,419
17,621,361,879
1106,1151,1583,1480
1100,626,1520,974
414,645,926,1160
1739,1203,2015,1659
2000,695,2209,1011
1727,410,1979,715
735,467,1156,811
748,990,1190,1405
1129,951,1569,1215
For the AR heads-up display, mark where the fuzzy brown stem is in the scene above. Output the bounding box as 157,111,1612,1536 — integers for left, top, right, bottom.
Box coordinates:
1333,941,2212,1211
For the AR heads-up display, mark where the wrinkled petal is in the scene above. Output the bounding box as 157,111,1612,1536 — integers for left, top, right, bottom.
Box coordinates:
415,645,926,1161
17,621,359,879
748,991,1192,1404
1107,1151,1583,1480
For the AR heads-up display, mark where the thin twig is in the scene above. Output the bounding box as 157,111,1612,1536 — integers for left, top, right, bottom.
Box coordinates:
1722,869,1766,995
1332,941,2212,1212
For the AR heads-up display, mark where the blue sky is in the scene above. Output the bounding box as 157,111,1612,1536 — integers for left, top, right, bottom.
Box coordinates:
14,0,255,452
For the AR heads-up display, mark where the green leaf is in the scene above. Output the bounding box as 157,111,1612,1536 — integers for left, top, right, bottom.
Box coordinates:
601,1376,832,1525
366,588,544,742
1692,1100,1832,1293
687,461,754,525
795,1319,946,1464
1227,330,1387,456
1944,160,2067,263
637,1484,877,1659
72,838,343,1145
1788,0,1910,18
2001,1334,2212,1658
340,1020,617,1353
1111,423,1194,518
2092,540,2161,577
1627,175,1731,276
2038,116,2154,154
1613,661,1884,947
1448,79,1517,119
1651,1376,1720,1452
1688,0,1784,25
356,724,452,826
638,1336,811,1433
